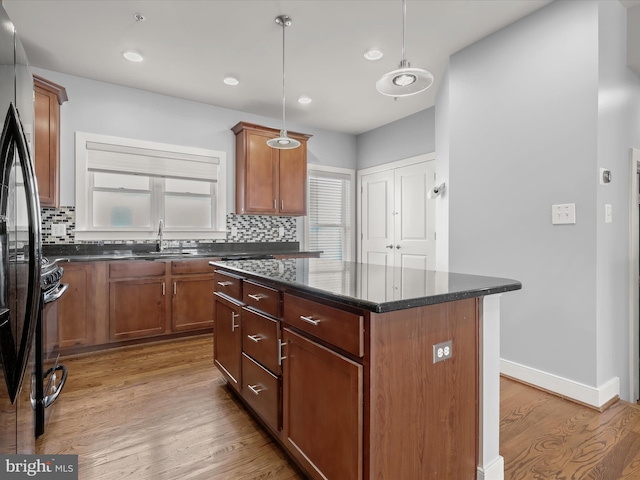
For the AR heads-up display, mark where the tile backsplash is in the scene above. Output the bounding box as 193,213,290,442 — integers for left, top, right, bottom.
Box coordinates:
41,207,297,245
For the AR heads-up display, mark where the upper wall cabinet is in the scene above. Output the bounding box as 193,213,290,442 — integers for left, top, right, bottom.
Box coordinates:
232,122,311,216
34,75,67,207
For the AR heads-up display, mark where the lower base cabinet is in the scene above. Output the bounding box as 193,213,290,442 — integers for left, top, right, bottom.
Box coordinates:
109,278,167,340
282,328,363,480
213,293,242,390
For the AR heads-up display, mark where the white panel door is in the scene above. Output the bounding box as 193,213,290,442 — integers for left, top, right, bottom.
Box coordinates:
359,158,436,300
393,161,435,297
360,170,394,267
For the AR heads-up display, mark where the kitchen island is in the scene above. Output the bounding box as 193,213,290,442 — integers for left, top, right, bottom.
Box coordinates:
210,258,521,480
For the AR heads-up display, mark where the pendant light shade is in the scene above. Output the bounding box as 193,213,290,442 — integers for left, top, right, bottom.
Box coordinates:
268,15,300,150
376,0,433,97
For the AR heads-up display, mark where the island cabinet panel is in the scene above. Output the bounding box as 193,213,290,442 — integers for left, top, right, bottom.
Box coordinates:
242,307,281,375
213,292,243,391
243,280,280,318
367,298,479,480
171,276,215,332
283,293,364,357
282,327,363,480
242,353,280,432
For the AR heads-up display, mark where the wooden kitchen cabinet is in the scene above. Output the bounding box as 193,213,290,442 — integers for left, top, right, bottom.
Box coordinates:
109,261,168,341
58,262,98,348
282,327,363,480
171,259,215,332
232,122,311,216
213,292,243,391
33,75,67,207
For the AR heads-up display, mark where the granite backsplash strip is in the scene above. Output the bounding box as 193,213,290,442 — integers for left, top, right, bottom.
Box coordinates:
41,207,297,245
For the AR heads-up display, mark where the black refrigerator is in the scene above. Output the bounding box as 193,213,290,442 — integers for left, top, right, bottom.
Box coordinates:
0,3,43,454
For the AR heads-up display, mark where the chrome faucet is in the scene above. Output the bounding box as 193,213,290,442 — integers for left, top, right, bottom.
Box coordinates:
157,219,164,252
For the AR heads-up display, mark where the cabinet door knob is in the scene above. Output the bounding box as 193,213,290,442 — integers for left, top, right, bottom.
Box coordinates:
217,281,232,287
248,293,265,302
247,384,264,395
278,340,287,364
274,199,277,209
162,282,165,296
231,312,240,332
299,315,320,326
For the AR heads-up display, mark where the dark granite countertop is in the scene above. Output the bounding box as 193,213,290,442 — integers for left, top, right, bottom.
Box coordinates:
42,242,318,262
209,258,522,313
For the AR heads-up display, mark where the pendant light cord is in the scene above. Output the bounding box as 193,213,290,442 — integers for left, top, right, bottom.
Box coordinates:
401,0,407,63
281,20,287,132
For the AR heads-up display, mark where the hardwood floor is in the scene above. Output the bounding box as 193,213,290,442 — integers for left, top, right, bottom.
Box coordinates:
37,336,302,479
500,376,640,479
38,337,640,479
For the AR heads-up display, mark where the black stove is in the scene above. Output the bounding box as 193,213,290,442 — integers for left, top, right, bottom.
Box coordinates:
35,257,68,438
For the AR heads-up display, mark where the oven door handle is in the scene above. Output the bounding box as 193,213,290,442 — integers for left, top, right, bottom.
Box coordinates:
44,283,68,304
43,364,68,408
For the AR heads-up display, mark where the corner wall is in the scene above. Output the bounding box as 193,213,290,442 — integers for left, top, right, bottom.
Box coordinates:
440,0,602,394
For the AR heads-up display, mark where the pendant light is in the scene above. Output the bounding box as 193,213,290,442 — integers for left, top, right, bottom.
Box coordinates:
267,15,300,149
376,0,433,97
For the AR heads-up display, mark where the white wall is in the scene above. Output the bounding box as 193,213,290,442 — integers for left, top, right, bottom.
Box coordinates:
33,68,357,209
435,0,640,403
356,107,435,170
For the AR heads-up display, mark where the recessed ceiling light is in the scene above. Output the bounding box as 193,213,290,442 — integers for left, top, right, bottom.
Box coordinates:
364,49,383,61
298,95,312,104
223,76,239,86
123,50,144,62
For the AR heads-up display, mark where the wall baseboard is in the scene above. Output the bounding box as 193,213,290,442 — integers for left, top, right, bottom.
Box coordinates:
500,359,619,410
477,455,504,480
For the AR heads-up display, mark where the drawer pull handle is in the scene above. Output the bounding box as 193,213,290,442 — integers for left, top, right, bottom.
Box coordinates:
217,281,233,287
232,312,240,332
248,293,265,302
299,315,320,326
248,384,264,395
279,340,287,365
247,334,262,343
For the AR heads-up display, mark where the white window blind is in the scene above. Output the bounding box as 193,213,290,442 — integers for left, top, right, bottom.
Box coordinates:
307,168,353,261
86,141,220,181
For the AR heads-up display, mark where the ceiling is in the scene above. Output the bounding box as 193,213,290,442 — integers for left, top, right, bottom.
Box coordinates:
9,0,635,136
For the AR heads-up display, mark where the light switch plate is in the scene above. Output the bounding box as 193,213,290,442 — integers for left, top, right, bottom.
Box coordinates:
552,203,576,225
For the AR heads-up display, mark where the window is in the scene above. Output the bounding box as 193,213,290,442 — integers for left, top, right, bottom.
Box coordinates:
75,132,226,242
305,165,355,261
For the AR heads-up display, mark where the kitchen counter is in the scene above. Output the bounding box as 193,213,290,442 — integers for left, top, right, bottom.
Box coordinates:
42,242,319,262
209,258,521,313
211,258,521,479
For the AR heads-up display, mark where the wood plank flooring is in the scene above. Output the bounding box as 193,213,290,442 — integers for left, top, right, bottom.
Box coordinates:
37,336,640,479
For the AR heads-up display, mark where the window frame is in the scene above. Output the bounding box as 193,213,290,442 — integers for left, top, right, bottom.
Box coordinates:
304,164,356,261
74,132,226,242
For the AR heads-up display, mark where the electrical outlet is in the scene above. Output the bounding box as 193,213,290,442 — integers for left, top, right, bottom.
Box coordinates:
279,226,285,237
433,340,453,364
51,224,66,237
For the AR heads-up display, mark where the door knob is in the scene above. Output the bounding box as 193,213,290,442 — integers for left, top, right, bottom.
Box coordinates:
385,244,393,249
395,245,401,249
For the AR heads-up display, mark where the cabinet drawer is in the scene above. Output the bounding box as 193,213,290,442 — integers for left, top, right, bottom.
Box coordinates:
214,270,242,301
109,261,166,279
172,258,218,275
243,281,280,318
243,307,281,375
283,293,364,357
242,353,280,432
